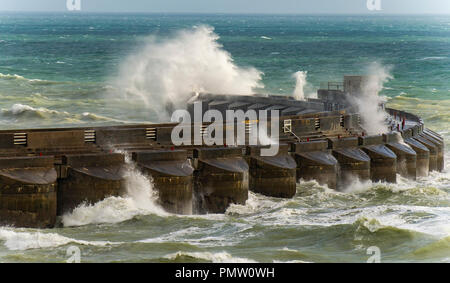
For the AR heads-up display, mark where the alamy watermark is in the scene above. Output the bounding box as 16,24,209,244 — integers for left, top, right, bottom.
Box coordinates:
367,0,382,11
66,0,81,11
66,246,81,263
170,102,280,156
366,246,381,263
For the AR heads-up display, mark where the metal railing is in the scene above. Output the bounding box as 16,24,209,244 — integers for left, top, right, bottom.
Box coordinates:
320,82,344,91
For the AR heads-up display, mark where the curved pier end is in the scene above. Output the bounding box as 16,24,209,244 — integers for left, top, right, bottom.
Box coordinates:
359,135,397,183
383,133,417,180
57,153,126,215
330,137,371,187
420,131,445,172
293,140,338,190
413,136,438,172
194,148,249,214
403,138,430,177
245,144,297,198
132,150,194,214
0,156,57,228
424,129,444,143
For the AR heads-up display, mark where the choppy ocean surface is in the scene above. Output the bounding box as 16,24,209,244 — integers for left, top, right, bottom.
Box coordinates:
0,13,449,263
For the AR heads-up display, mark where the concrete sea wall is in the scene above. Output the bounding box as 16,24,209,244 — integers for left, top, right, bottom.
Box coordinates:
0,107,444,228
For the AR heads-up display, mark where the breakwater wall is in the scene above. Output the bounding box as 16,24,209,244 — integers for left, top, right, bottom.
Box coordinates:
0,108,444,228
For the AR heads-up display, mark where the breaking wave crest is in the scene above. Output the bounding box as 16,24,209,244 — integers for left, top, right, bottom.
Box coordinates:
0,228,120,251
1,103,70,119
0,103,123,124
0,73,59,85
164,251,256,263
417,57,447,61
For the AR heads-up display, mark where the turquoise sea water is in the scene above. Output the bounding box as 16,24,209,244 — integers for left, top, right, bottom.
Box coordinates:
0,13,449,263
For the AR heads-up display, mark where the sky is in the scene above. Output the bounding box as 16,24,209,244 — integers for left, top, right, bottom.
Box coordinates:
0,0,449,14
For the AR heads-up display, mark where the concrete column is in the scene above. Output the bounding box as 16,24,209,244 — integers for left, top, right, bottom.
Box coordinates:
420,132,445,172
0,156,57,228
404,138,430,177
414,136,438,172
359,135,397,183
383,133,417,179
194,148,248,214
57,153,126,215
246,144,297,198
330,137,371,187
132,150,194,214
383,133,417,180
293,140,338,190
424,129,444,144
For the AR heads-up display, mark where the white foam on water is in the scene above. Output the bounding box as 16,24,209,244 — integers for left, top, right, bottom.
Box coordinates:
5,103,67,116
340,178,375,194
164,251,257,263
137,220,249,248
180,213,227,221
223,171,449,238
224,151,450,239
0,73,26,80
1,103,121,124
0,73,56,85
62,162,168,227
226,192,288,216
350,206,450,241
396,150,450,192
138,226,206,244
247,199,449,238
0,227,121,251
417,57,447,61
139,234,233,248
279,247,300,253
273,259,311,263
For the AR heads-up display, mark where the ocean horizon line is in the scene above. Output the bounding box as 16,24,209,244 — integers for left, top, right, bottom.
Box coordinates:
0,11,449,16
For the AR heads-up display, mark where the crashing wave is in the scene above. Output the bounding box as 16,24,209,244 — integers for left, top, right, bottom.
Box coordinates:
62,162,168,227
164,251,256,263
0,103,123,124
0,73,59,85
0,227,121,251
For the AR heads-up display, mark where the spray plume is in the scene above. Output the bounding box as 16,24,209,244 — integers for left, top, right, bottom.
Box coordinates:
111,25,263,121
293,71,308,100
352,62,393,135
